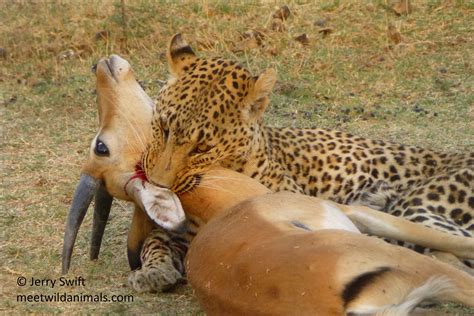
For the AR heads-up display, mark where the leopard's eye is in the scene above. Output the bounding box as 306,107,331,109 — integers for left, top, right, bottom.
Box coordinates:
163,127,169,141
159,115,170,141
191,143,214,155
94,139,109,157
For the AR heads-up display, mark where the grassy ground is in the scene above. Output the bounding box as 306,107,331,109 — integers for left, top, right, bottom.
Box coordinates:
1,1,473,314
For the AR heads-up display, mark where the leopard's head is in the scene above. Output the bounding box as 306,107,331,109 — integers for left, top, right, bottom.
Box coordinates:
143,34,276,193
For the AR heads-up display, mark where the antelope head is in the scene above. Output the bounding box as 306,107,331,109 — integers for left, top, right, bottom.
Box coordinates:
62,55,154,274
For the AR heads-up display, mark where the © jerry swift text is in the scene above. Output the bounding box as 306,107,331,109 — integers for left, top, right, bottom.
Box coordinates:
17,276,85,288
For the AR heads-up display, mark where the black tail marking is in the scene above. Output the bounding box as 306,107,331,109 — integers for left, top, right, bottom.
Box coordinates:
342,266,392,307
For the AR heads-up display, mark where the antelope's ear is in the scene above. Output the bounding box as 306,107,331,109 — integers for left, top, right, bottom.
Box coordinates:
167,34,197,77
243,68,277,122
139,182,186,233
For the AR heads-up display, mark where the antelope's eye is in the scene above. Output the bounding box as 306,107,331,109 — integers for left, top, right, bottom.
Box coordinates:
94,139,109,156
191,143,214,155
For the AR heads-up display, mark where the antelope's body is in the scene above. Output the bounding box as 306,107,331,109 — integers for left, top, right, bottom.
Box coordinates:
167,169,474,315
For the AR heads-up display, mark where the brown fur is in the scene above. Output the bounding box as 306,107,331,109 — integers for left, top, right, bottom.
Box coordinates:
179,168,474,315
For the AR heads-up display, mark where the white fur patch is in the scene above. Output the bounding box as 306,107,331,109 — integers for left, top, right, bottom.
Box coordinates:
256,194,361,233
346,276,454,316
321,201,360,233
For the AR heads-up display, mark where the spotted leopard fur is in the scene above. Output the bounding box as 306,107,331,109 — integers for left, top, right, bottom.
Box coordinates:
128,228,188,293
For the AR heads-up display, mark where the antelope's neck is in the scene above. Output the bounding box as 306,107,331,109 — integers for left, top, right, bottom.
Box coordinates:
178,168,271,224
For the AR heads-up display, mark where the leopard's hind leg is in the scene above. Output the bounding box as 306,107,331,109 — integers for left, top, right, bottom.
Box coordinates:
362,168,473,236
360,170,473,272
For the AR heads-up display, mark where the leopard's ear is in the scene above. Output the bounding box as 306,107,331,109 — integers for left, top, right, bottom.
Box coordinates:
167,34,197,77
243,68,277,122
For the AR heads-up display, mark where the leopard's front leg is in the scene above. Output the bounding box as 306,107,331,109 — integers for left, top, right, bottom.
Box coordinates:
128,227,188,293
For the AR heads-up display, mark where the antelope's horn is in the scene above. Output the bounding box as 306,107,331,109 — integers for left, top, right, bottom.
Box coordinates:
62,174,104,274
90,183,113,261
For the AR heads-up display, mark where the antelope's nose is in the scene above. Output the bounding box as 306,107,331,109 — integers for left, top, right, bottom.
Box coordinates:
108,55,131,79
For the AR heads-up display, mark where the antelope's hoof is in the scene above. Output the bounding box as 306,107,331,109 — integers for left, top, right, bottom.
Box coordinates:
128,264,183,293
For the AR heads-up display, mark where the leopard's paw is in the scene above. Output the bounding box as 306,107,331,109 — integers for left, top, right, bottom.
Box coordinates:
128,264,183,293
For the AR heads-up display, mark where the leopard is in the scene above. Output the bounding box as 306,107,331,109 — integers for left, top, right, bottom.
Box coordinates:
128,34,473,292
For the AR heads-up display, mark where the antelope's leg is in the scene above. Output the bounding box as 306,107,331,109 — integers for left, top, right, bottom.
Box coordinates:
340,204,474,260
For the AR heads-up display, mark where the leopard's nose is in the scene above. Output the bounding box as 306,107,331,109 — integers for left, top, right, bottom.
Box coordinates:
153,182,171,189
148,177,171,190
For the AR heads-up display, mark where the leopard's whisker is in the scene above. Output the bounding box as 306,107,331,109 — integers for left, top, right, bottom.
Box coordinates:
193,183,238,195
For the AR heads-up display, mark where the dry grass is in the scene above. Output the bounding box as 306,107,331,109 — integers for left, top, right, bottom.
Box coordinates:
1,0,473,314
